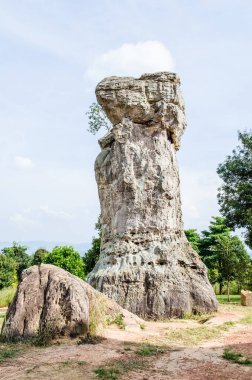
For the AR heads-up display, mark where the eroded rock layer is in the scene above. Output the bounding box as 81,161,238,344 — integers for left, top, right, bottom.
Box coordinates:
87,72,218,318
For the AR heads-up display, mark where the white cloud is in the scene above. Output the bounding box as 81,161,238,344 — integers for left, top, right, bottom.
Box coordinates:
10,206,73,227
87,41,175,82
14,155,34,169
38,206,73,221
9,212,31,227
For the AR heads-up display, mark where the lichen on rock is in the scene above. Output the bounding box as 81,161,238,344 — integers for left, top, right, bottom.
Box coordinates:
87,72,218,318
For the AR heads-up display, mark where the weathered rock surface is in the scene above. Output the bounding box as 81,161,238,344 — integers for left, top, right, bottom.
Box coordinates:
241,290,252,306
87,72,218,318
1,264,141,339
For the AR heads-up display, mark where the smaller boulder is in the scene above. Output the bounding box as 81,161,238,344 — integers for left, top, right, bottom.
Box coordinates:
1,264,139,340
241,290,252,306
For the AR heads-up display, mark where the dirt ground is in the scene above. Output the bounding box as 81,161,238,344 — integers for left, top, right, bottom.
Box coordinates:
0,303,252,380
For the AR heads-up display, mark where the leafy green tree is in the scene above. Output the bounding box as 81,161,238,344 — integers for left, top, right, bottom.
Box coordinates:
0,254,17,289
32,248,49,265
184,229,201,253
2,242,31,281
215,235,250,301
200,216,230,269
83,215,101,274
83,237,101,274
217,131,252,248
44,246,85,279
199,217,250,295
86,102,111,135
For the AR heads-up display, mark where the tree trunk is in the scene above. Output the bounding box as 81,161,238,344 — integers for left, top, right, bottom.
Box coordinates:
227,280,230,302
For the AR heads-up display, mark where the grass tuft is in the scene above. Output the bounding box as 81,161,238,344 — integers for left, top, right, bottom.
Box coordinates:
240,315,252,324
135,344,164,356
107,313,126,330
0,346,18,363
94,358,144,379
223,349,252,365
94,367,120,380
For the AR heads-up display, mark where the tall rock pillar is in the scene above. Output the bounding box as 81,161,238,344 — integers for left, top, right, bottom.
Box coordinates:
87,72,218,318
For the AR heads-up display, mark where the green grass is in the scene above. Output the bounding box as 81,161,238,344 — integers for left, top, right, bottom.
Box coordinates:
94,367,120,380
135,345,163,356
94,359,144,380
0,346,18,363
240,315,252,324
216,295,240,304
107,313,126,330
0,286,16,308
223,349,252,365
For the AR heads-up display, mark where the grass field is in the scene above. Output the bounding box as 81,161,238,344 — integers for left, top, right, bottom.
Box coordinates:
216,295,241,304
0,286,16,308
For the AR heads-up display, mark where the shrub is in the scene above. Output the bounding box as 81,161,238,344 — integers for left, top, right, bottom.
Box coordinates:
32,248,49,265
2,242,31,281
44,246,85,279
0,255,17,289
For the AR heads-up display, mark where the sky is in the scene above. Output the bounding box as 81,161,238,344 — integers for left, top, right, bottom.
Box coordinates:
0,0,252,246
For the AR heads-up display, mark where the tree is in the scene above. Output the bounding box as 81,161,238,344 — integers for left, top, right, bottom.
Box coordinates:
184,229,201,253
83,215,101,274
83,237,101,274
32,248,49,265
0,254,17,289
217,131,252,248
215,235,250,301
2,242,31,281
86,102,111,135
44,246,85,279
200,217,230,268
199,217,251,295
200,217,233,293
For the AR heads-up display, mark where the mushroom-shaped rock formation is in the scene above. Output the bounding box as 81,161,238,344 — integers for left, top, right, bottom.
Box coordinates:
87,72,218,318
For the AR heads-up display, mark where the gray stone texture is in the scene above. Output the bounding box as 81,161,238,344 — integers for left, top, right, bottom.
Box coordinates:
87,72,218,318
2,264,141,339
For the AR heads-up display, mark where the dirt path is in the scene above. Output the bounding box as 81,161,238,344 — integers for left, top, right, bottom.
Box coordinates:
1,304,251,380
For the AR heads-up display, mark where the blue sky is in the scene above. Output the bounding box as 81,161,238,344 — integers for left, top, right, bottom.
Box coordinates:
0,0,252,244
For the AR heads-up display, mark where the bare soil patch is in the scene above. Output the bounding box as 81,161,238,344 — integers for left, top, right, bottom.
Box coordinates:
0,304,251,380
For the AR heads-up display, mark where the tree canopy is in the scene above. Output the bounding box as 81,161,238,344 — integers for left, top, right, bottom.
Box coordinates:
184,229,201,253
32,248,49,266
83,215,101,274
217,131,252,248
44,246,85,279
1,242,31,281
0,254,17,289
185,216,251,294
